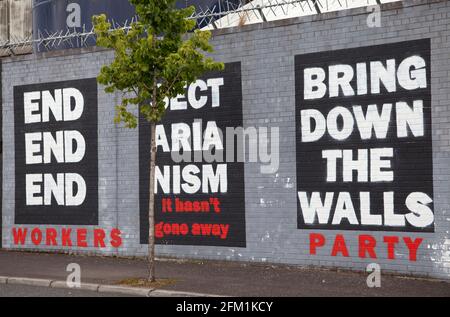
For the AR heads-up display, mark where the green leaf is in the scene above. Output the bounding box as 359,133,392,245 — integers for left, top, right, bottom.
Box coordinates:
93,0,224,126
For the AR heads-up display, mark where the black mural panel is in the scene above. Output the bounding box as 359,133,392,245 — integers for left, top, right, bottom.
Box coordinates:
14,79,98,225
140,62,246,247
295,39,433,232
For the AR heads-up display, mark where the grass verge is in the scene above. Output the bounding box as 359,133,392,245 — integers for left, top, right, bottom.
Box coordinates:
116,278,177,289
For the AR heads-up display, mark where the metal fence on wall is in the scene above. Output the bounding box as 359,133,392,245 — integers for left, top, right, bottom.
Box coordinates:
0,0,395,56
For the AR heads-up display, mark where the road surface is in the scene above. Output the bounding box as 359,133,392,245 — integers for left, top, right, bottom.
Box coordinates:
0,284,137,297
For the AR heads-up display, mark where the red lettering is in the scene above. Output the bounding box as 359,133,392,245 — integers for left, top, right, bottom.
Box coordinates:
11,227,123,249
77,228,88,247
31,228,43,245
309,233,325,255
61,228,72,247
210,198,221,213
155,222,164,238
331,234,349,257
12,228,28,245
200,224,212,236
383,236,399,260
110,228,122,248
359,235,377,259
179,224,189,235
94,229,106,248
45,228,58,246
403,237,423,262
174,198,218,213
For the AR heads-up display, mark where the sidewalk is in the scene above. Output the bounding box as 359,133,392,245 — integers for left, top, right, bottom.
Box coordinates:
0,250,448,297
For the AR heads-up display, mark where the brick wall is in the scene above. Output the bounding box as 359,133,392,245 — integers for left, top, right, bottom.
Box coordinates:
1,0,449,279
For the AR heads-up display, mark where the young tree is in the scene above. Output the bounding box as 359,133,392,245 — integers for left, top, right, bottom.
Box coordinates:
93,0,223,282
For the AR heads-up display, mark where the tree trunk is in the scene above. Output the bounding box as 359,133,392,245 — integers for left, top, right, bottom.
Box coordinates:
147,120,157,282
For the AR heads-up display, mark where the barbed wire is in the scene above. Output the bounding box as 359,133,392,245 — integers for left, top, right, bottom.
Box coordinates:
0,0,367,55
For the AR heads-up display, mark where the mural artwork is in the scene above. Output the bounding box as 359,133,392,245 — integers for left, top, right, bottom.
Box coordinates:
14,78,99,225
295,39,432,260
139,62,246,247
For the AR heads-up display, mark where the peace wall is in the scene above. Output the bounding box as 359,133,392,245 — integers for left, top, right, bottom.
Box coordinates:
1,0,450,279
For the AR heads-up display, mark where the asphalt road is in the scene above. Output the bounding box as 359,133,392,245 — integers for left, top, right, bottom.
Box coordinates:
0,284,136,297
0,251,449,296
